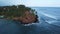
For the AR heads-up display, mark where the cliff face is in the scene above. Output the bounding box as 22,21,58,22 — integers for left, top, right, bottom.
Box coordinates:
13,11,38,24
19,11,36,24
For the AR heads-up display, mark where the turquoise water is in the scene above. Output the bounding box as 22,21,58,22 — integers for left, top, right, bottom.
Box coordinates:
0,7,60,34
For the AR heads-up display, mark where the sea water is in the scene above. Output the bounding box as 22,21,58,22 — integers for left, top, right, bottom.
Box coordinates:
32,7,60,26
0,7,60,34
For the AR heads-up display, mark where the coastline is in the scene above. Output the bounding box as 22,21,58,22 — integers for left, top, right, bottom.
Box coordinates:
0,5,38,24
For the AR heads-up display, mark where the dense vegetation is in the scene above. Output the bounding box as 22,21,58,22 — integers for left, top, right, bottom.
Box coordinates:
0,5,36,18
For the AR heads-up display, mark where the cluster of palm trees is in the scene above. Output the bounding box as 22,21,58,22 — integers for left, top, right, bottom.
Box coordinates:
0,5,35,18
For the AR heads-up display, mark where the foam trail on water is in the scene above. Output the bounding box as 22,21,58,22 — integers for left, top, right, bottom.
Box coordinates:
37,11,58,24
38,11,57,20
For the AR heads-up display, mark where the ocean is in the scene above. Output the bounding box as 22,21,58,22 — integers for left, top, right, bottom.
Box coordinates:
0,7,60,34
32,7,60,26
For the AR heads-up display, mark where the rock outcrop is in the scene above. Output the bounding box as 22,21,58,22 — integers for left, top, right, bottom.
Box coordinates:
0,5,38,24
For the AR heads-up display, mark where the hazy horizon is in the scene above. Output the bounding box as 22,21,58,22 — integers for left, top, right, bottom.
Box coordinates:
0,0,60,7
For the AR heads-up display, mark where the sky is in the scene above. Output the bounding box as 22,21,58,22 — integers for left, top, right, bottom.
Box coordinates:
0,0,60,7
